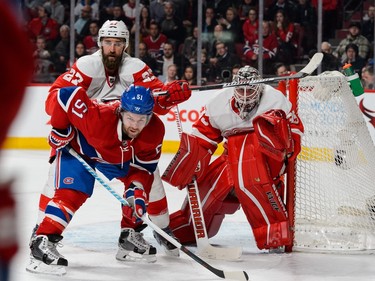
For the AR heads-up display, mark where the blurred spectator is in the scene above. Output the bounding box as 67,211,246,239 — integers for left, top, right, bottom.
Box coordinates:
27,5,60,49
217,7,242,43
43,0,65,25
212,0,233,17
74,5,93,41
320,41,340,71
143,21,168,59
160,63,179,83
138,42,157,74
208,24,235,59
160,1,185,49
273,9,298,65
83,20,99,54
238,0,258,21
341,43,366,78
182,26,199,65
232,64,241,77
53,24,70,75
155,41,188,78
333,22,371,61
181,0,198,36
74,0,99,21
150,0,166,24
131,6,151,40
362,6,375,43
200,49,212,83
294,0,317,54
242,8,259,46
66,41,87,70
123,0,143,24
202,7,218,47
266,0,297,22
274,62,290,76
209,41,240,83
243,20,278,75
110,4,133,29
311,0,338,41
181,65,197,86
98,0,116,23
32,35,56,83
361,65,375,89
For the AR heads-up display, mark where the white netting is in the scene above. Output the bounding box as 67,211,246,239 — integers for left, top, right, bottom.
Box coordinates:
292,72,375,253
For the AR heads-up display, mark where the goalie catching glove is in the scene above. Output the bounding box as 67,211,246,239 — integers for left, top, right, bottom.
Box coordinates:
157,80,191,108
162,132,216,189
253,109,293,162
48,126,75,150
123,182,147,223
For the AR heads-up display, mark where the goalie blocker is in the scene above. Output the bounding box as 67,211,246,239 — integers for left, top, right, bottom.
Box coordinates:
164,110,297,250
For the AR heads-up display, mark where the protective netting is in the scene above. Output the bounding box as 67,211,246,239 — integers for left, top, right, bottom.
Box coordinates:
293,72,375,252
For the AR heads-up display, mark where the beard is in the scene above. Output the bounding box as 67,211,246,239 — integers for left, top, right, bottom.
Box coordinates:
102,52,122,71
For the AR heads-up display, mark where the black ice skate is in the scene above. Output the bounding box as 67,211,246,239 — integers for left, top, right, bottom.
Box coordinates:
153,227,180,257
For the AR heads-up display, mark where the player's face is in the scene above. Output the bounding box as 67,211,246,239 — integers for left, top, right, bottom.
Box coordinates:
101,38,125,71
121,111,149,139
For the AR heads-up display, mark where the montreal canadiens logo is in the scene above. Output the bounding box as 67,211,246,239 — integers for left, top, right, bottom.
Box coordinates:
63,177,74,184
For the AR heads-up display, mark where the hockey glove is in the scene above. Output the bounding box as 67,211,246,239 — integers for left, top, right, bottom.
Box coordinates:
48,126,75,150
158,80,191,108
124,182,147,223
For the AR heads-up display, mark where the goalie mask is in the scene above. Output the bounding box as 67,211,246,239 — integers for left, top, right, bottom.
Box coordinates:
233,66,264,119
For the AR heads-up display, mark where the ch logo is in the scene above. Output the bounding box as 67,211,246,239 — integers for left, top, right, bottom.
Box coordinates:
359,99,375,127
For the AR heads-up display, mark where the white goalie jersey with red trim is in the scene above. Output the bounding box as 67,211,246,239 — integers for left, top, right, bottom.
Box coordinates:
191,85,303,146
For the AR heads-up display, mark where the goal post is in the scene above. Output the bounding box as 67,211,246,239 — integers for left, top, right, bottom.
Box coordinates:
286,71,375,253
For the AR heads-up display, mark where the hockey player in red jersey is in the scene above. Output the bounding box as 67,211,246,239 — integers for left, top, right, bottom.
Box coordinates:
28,85,166,274
0,2,33,280
32,20,191,259
162,66,304,250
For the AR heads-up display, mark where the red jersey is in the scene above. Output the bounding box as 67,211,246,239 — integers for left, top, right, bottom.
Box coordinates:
50,86,165,184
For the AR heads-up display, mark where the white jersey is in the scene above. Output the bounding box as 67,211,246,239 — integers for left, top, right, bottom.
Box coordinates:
192,85,292,144
47,51,164,114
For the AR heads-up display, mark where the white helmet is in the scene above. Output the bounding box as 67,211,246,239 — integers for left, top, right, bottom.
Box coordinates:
232,66,264,119
97,20,129,49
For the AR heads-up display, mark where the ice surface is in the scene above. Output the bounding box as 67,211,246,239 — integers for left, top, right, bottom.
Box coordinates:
1,150,374,281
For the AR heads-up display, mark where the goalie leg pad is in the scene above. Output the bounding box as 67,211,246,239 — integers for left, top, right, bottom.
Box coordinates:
169,155,239,244
227,133,291,249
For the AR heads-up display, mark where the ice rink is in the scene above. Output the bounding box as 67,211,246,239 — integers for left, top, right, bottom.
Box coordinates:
1,149,374,281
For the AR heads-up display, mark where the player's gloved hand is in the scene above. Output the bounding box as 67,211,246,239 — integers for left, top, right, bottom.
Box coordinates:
48,126,75,150
124,182,147,223
158,80,191,108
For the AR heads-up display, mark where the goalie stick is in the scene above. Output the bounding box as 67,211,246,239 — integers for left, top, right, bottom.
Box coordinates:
153,52,324,96
65,146,249,281
172,105,242,260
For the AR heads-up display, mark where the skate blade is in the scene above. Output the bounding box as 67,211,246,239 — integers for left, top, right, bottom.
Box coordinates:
26,258,67,276
116,249,157,263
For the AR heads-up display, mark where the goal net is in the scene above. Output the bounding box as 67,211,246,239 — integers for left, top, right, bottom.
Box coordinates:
289,71,375,253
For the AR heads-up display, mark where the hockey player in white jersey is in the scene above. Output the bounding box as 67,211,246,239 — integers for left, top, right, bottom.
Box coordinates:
29,20,190,274
162,66,304,250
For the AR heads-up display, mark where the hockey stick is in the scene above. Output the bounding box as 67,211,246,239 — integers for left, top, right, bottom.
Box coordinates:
65,146,249,281
153,52,324,96
172,105,242,260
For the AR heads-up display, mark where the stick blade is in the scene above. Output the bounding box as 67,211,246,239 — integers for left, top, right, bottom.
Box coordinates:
223,270,249,281
197,243,242,260
298,52,323,77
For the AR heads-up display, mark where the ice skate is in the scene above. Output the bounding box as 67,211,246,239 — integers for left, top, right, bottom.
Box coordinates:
116,226,157,263
153,227,179,257
26,234,68,276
